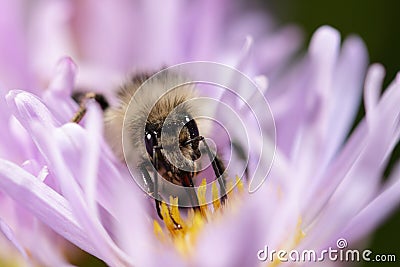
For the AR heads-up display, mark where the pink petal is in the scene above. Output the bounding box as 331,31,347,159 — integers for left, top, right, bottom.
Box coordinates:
0,159,97,257
187,0,228,61
47,57,77,96
8,89,126,222
324,36,368,165
79,102,102,214
139,0,187,67
267,60,309,156
29,0,76,82
29,111,132,266
43,57,79,123
114,180,162,267
0,90,33,162
7,89,130,265
194,199,265,267
363,64,385,116
0,218,28,260
0,0,33,90
70,0,137,71
340,164,400,242
292,26,341,180
302,81,400,248
6,90,59,130
254,25,303,74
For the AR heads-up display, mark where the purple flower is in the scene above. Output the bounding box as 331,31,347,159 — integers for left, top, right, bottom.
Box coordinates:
0,1,399,267
0,1,301,266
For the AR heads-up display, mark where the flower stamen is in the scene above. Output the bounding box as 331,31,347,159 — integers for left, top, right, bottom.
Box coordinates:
153,177,245,255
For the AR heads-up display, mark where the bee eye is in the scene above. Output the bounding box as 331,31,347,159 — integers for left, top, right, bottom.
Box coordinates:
144,131,158,157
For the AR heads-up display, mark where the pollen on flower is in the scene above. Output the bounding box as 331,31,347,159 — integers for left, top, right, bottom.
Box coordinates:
293,217,306,246
153,177,245,256
268,216,306,267
198,179,209,217
212,182,221,211
236,175,244,193
153,221,165,241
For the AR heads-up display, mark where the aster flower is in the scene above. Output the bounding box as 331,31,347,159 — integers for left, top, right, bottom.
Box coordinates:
0,0,300,266
0,1,400,267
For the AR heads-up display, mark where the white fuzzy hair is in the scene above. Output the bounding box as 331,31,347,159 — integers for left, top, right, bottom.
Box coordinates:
104,70,205,165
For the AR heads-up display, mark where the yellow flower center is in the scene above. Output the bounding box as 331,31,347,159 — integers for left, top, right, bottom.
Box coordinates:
153,176,244,256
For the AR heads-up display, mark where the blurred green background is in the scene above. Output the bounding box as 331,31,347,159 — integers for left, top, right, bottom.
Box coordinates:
256,0,400,265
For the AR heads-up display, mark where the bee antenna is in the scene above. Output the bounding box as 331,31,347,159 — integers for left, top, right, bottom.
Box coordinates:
184,136,204,146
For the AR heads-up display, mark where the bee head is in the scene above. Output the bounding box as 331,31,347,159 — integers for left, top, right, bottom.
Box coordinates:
144,112,201,163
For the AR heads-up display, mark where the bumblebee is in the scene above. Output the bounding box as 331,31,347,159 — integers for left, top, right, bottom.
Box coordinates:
72,70,227,223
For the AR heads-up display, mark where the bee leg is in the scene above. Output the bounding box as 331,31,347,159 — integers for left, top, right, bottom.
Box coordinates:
152,146,162,217
201,139,227,204
232,140,249,181
150,146,182,229
181,172,202,214
139,163,164,220
214,154,227,204
71,91,109,123
141,162,180,226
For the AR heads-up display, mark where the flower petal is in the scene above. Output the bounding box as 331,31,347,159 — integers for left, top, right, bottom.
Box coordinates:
324,35,368,165
42,57,79,123
29,120,131,266
0,218,28,260
0,0,33,90
292,25,340,181
113,179,163,267
0,159,97,257
79,102,102,215
254,25,303,74
340,164,400,242
364,64,385,116
47,57,77,96
69,0,137,71
29,0,76,81
188,0,228,61
6,90,60,130
301,80,400,249
194,200,264,267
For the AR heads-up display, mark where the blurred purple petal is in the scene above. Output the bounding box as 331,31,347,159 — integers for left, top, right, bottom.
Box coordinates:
340,164,400,242
29,117,131,266
301,67,400,249
0,0,32,90
324,36,368,166
29,0,76,81
6,90,59,129
194,201,263,267
0,159,97,257
0,219,28,260
69,0,137,71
